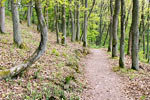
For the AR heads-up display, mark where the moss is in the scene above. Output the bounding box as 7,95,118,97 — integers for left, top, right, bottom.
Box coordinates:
0,70,10,78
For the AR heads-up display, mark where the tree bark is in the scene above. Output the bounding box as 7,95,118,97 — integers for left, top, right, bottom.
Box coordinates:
62,0,66,45
103,24,110,46
131,0,139,70
112,0,120,57
119,0,126,68
0,0,48,80
27,1,32,27
11,0,22,47
125,3,132,31
0,1,5,33
54,1,60,44
83,0,88,47
76,0,80,41
69,0,75,42
147,1,150,62
108,0,113,52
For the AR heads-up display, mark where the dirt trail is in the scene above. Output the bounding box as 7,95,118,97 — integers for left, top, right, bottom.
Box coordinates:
82,49,130,100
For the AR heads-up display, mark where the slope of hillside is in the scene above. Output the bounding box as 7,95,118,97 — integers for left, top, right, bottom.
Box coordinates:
0,17,86,99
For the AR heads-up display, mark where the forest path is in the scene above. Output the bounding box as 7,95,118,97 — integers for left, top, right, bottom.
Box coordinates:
81,49,130,100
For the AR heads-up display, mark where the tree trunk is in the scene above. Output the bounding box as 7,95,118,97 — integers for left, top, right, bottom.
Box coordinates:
62,0,66,45
76,0,80,41
0,0,48,80
125,3,132,31
112,0,120,57
119,0,126,68
54,1,60,44
131,0,139,70
103,24,110,46
108,0,113,52
127,25,132,55
83,0,88,47
139,0,145,53
69,0,75,42
0,1,5,33
147,1,150,62
27,1,31,27
11,0,22,47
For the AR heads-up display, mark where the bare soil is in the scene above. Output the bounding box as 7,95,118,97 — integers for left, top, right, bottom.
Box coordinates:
81,49,131,100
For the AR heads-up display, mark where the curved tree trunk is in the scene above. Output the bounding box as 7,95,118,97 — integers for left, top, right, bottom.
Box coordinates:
0,0,48,80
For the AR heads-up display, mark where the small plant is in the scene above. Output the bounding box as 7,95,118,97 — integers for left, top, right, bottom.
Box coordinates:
65,75,75,84
140,95,146,100
52,48,60,56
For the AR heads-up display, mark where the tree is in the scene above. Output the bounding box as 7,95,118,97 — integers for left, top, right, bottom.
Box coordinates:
0,0,5,33
54,1,60,44
69,0,75,42
62,0,66,45
131,0,139,70
112,0,120,57
27,0,32,27
83,0,88,47
11,0,22,47
119,0,126,68
76,0,80,41
147,0,150,62
0,0,48,79
108,0,113,52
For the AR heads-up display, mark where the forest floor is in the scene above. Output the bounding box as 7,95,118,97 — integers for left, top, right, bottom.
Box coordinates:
81,48,150,100
0,17,87,99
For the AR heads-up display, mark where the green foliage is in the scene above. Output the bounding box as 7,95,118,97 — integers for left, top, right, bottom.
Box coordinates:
52,48,60,56
138,51,148,63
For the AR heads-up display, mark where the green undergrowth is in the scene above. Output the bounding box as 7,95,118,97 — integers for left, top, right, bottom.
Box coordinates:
112,66,138,80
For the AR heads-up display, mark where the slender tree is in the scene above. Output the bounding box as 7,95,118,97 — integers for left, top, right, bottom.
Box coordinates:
119,0,126,68
112,0,121,57
11,0,22,47
76,0,80,41
27,1,32,27
0,0,5,33
108,0,113,52
69,0,75,42
131,0,139,70
54,1,60,44
83,0,88,47
147,1,150,62
62,0,66,44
